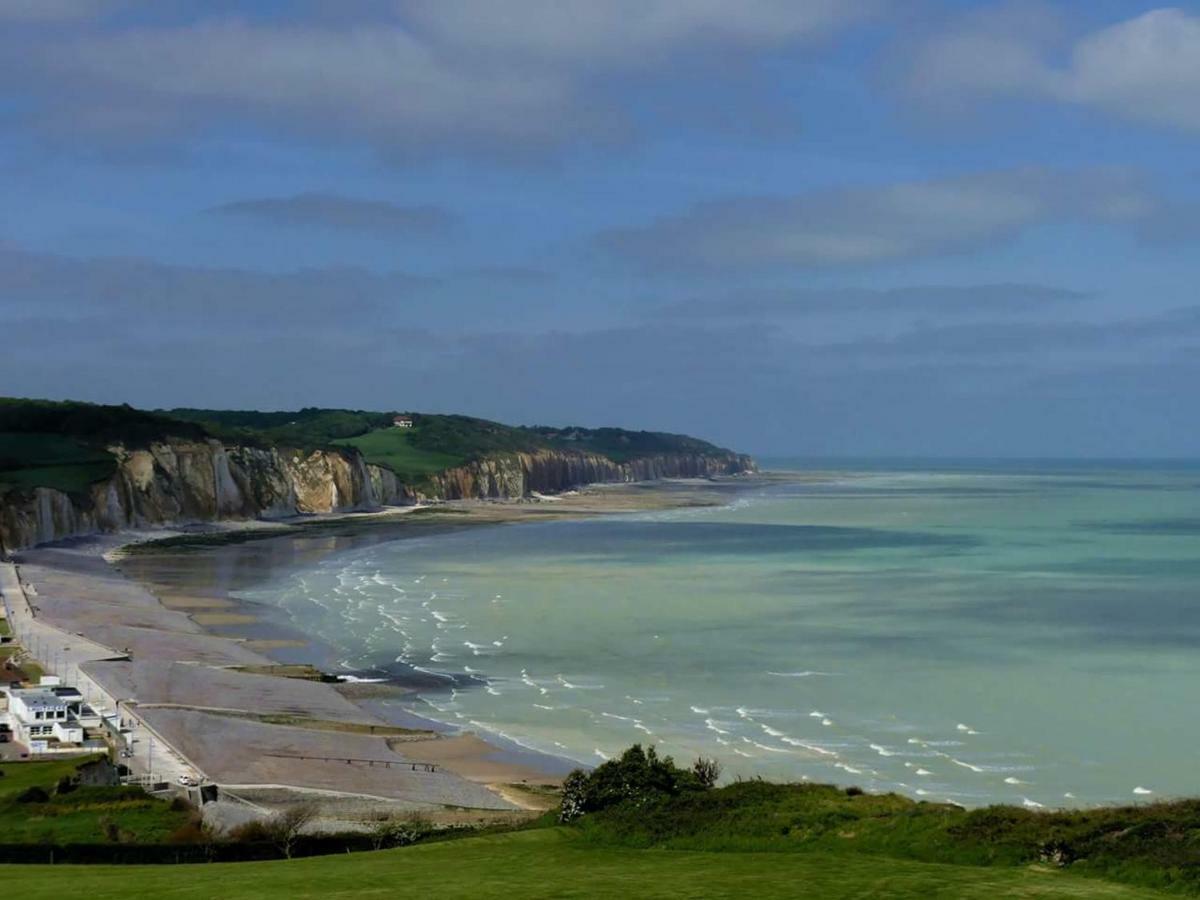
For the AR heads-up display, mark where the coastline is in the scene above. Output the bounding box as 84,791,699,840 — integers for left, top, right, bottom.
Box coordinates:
5,475,767,822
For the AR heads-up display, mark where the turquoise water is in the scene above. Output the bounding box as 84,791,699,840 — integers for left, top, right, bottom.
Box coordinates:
237,464,1200,807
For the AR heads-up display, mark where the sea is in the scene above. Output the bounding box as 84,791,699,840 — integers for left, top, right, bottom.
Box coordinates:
229,461,1200,808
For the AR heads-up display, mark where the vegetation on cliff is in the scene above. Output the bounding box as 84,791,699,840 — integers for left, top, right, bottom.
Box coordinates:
0,398,749,498
0,399,203,495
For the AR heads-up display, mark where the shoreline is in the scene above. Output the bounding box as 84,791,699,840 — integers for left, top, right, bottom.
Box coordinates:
113,477,768,768
5,475,767,821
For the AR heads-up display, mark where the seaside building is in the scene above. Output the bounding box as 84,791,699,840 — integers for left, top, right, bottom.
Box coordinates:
0,679,104,755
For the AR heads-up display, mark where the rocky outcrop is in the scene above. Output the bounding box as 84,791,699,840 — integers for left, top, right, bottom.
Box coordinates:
0,439,755,553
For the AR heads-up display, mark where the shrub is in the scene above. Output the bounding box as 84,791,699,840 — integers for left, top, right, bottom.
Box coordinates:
227,820,272,843
15,786,49,804
558,744,711,823
692,757,721,789
55,776,77,796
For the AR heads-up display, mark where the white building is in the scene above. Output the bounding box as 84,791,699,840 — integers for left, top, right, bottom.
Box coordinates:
1,682,101,753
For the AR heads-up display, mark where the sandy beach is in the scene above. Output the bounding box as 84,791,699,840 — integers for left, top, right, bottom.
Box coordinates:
4,476,763,824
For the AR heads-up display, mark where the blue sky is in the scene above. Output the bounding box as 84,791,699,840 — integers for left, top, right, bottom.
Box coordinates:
2,0,1199,456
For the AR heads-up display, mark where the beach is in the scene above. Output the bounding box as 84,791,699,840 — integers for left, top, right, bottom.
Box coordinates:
3,477,760,824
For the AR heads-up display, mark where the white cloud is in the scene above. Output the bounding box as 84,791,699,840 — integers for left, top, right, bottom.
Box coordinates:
404,0,880,65
603,168,1153,269
5,2,883,156
905,6,1200,132
1057,8,1200,131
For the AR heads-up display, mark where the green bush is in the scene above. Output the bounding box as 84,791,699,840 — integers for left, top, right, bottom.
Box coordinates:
559,744,710,823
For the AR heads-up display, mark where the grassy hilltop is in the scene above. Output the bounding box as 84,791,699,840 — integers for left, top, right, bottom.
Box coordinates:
1,746,1197,898
0,399,740,496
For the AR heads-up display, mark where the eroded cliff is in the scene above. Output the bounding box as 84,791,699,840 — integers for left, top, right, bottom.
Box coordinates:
0,439,755,552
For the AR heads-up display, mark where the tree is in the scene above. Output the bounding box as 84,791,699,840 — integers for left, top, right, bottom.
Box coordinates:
692,757,721,789
264,803,318,860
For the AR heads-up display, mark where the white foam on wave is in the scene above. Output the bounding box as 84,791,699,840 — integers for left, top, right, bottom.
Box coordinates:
556,674,604,690
533,703,556,711
834,762,863,775
809,710,826,719
915,768,933,776
1022,797,1044,809
948,758,985,773
1133,786,1153,795
690,706,710,715
821,718,833,727
768,671,836,678
601,712,636,723
485,686,502,696
704,718,731,736
779,737,838,758
761,725,786,738
594,749,610,761
745,739,791,754
1004,777,1027,785
869,743,896,757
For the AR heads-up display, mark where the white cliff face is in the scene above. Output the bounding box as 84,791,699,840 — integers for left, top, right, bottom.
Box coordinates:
421,449,756,501
0,439,754,552
0,438,410,552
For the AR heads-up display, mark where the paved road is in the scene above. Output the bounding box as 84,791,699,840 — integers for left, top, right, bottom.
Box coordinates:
1,562,196,784
1,562,124,681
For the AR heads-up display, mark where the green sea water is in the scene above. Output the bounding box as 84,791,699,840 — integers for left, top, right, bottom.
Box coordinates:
236,463,1200,807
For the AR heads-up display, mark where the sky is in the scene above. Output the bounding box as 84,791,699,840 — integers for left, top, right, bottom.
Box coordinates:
2,0,1199,457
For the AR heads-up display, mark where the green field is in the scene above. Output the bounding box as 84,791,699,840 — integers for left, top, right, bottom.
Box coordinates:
0,757,189,844
333,426,466,481
0,432,117,494
0,828,1169,899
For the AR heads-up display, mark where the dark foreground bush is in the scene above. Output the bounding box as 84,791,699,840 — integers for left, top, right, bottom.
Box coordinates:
559,744,717,823
15,786,49,804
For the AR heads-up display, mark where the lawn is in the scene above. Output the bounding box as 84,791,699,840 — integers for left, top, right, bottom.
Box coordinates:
0,757,189,844
0,828,1172,900
333,427,466,481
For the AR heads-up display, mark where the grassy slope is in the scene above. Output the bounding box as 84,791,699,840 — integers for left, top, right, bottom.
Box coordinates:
332,427,466,481
0,432,117,494
571,781,1200,896
0,829,1167,900
0,399,204,495
0,757,188,843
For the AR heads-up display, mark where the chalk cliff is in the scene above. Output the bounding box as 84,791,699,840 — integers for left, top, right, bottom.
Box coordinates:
0,439,754,552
